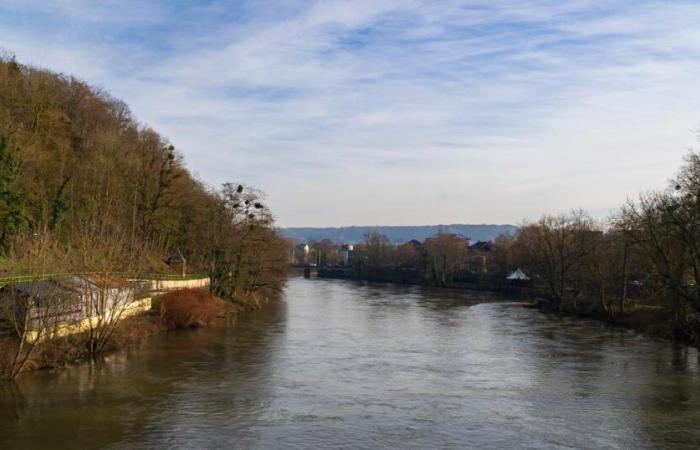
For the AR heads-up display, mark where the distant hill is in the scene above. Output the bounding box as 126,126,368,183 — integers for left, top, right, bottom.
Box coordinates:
278,224,519,244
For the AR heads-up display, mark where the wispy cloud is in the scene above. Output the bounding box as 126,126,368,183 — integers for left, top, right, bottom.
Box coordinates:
2,0,700,226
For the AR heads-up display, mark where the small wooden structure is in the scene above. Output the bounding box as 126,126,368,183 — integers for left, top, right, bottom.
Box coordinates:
166,248,187,278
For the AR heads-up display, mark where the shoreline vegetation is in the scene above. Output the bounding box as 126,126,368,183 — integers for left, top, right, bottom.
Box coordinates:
0,55,287,379
1,49,698,379
316,268,676,343
0,287,272,375
306,147,700,349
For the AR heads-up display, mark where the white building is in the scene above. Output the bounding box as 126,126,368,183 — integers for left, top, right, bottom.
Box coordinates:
340,244,354,265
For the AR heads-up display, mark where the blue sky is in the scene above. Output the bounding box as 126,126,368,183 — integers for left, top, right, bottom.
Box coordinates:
2,0,700,226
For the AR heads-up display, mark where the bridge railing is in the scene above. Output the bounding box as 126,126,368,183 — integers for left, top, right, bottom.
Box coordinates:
0,272,209,287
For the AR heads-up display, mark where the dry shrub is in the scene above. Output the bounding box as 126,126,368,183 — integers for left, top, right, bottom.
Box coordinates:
238,290,268,309
7,314,163,373
108,313,163,351
159,289,231,330
32,334,88,370
229,289,274,311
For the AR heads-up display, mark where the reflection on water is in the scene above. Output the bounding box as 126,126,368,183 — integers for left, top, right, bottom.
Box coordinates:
2,277,700,449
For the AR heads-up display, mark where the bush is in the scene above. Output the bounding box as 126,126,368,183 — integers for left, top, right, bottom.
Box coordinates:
159,289,230,330
108,313,163,351
32,334,88,370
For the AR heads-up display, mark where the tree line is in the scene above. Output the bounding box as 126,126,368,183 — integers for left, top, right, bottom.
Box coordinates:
0,54,287,296
328,149,700,346
0,54,289,378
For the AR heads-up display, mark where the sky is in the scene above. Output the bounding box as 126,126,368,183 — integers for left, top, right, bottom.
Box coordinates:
1,0,700,227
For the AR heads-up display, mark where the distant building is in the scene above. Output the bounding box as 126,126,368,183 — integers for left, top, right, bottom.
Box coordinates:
290,243,312,265
340,244,354,266
506,268,531,283
469,241,493,274
470,241,492,252
401,239,424,250
395,240,426,269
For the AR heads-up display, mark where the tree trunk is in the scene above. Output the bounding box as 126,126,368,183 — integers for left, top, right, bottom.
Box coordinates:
619,242,629,317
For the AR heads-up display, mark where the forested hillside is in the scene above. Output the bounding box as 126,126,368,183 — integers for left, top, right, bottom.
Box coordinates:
0,55,287,299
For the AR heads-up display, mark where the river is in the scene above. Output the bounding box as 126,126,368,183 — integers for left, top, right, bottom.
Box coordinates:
2,277,700,449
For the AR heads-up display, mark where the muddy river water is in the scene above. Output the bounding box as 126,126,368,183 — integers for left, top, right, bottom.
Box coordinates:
2,277,700,448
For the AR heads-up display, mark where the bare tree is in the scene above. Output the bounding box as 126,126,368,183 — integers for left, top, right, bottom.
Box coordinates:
425,233,469,287
363,231,393,269
513,211,594,311
0,233,67,379
72,208,141,359
617,152,700,343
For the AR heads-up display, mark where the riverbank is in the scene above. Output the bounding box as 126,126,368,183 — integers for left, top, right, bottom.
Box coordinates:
5,276,699,449
316,267,530,298
0,288,273,377
317,267,690,347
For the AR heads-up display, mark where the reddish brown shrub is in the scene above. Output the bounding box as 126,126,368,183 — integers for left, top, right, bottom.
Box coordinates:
108,314,163,352
159,289,230,330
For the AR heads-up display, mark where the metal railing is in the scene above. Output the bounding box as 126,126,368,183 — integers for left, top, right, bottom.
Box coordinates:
0,273,209,286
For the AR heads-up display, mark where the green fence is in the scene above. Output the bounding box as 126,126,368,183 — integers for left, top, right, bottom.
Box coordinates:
0,273,209,286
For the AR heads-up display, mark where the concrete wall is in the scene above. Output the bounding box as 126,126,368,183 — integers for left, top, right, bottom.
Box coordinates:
27,296,153,341
25,276,210,340
141,277,210,292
